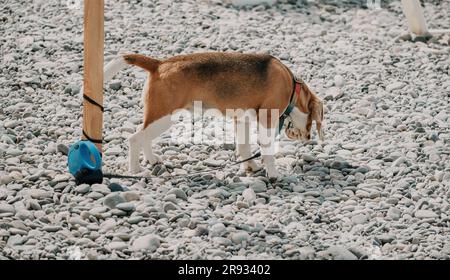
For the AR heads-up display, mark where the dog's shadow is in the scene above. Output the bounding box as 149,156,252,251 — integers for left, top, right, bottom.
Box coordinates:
270,155,371,203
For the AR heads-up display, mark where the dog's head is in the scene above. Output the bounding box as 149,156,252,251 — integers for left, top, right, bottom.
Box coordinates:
285,83,324,142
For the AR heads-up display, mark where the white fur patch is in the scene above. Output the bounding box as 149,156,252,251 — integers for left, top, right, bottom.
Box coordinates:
290,107,309,132
104,56,128,82
128,115,172,173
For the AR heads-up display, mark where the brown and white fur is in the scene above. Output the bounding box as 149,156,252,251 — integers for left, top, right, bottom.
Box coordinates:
103,52,324,179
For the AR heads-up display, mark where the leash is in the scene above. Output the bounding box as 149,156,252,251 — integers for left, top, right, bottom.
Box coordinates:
278,76,303,135
102,151,261,180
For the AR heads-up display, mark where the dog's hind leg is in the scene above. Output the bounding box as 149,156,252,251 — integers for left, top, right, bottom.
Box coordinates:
129,115,172,173
129,130,145,173
128,76,174,173
142,115,172,165
141,81,175,167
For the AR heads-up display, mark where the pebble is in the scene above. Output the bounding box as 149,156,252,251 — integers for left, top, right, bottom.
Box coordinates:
128,216,144,224
0,203,15,214
99,219,117,233
57,144,69,155
26,189,52,199
163,202,178,212
121,191,140,202
75,184,91,194
115,202,136,212
132,234,160,252
292,184,305,193
391,156,407,167
0,175,14,186
89,206,108,215
386,81,405,92
242,188,257,203
109,80,122,91
414,210,438,219
15,210,33,221
387,207,401,221
107,241,128,251
249,180,267,193
6,149,22,156
210,223,226,237
204,159,224,167
103,193,126,209
168,188,188,201
7,235,25,247
323,246,358,260
142,195,156,206
108,183,124,192
334,75,345,88
69,217,89,227
91,184,111,195
325,87,343,100
230,231,250,245
351,214,368,225
376,234,396,245
302,154,316,162
42,226,61,232
213,237,233,246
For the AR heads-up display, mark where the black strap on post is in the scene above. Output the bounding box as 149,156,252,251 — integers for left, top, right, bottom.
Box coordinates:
82,94,103,144
83,94,104,112
83,130,103,144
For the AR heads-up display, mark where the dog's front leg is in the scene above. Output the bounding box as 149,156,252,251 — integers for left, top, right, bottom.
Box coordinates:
261,148,279,180
235,119,261,172
238,144,261,172
257,109,279,180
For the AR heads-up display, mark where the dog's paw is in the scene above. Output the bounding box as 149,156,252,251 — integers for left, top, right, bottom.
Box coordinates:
266,168,279,181
244,161,262,172
129,163,143,174
145,154,162,165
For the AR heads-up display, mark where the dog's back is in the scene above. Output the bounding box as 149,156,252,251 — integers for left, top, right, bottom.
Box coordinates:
116,52,293,110
164,52,272,80
157,52,289,109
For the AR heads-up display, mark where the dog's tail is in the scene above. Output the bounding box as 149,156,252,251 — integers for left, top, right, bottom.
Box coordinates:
104,53,161,82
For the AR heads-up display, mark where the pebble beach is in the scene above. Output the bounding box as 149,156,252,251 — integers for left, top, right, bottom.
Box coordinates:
0,0,450,260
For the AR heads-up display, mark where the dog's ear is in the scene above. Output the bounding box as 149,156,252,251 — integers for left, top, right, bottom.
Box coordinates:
298,84,311,114
305,86,324,141
310,98,324,141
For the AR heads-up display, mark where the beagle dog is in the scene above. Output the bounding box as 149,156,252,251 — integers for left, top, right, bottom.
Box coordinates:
102,52,324,179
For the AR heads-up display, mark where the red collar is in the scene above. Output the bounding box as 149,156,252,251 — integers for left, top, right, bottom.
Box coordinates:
294,81,301,99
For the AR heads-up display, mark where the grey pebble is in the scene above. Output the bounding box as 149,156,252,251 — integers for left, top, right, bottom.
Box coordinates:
132,234,160,252
230,231,250,245
249,180,267,193
104,193,126,209
116,202,136,212
75,184,91,194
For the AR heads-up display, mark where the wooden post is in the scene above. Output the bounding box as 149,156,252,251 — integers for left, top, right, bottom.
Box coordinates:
401,0,430,36
82,0,104,152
